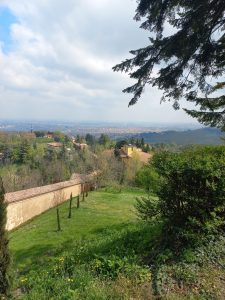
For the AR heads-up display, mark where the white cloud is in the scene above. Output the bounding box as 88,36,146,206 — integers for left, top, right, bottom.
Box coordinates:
0,0,197,123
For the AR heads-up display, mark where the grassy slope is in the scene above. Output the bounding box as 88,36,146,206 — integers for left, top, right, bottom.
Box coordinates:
10,188,143,267
9,188,225,300
10,191,143,265
10,188,159,299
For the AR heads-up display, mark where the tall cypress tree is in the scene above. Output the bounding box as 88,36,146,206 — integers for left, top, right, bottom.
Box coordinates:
0,176,10,297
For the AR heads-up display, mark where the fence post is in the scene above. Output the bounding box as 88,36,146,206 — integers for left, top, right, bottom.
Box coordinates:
77,195,80,208
68,192,72,218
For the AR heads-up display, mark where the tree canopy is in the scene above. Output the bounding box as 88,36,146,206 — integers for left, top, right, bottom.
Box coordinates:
113,0,225,130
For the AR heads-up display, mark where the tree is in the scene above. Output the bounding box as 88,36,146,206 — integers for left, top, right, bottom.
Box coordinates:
113,0,225,130
19,140,32,164
114,140,127,157
98,134,110,146
135,165,160,193
136,146,225,245
0,176,10,297
85,134,95,146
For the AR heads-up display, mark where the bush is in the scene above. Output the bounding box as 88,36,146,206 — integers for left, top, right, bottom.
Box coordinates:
136,146,225,244
135,166,160,193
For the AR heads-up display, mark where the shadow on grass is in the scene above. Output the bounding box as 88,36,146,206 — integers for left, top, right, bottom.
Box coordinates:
12,220,185,297
12,240,75,274
12,221,161,267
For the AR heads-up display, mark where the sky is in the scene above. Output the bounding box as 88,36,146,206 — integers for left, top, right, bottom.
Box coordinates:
0,0,198,124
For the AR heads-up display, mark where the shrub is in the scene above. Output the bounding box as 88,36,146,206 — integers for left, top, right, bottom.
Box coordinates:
135,166,160,193
136,146,225,244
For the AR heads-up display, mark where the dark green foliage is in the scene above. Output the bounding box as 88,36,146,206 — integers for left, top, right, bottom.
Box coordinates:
136,146,225,244
113,0,225,129
114,140,127,157
68,193,72,219
85,134,96,146
185,83,225,130
34,131,46,138
98,134,110,146
0,177,10,297
135,166,160,193
135,196,160,221
142,143,151,153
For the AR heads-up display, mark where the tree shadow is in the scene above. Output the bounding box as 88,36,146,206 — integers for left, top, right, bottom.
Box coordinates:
11,220,198,297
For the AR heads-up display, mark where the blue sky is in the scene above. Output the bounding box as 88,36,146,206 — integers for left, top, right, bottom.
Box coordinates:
0,7,17,53
0,0,198,124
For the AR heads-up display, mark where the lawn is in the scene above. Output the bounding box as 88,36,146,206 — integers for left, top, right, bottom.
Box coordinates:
10,187,159,299
10,188,144,267
9,187,225,299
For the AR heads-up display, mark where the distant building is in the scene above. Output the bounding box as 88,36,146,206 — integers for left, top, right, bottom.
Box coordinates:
120,144,141,157
119,144,152,164
45,132,54,139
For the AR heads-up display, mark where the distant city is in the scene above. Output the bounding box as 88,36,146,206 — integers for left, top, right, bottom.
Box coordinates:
0,119,202,137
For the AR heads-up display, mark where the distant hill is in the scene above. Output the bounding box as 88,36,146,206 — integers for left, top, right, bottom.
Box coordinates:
134,128,225,145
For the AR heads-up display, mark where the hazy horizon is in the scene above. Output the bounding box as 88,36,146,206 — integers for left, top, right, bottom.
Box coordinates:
0,118,203,128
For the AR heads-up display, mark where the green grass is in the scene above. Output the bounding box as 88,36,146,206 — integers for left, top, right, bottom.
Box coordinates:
9,188,225,300
10,188,143,266
10,187,160,299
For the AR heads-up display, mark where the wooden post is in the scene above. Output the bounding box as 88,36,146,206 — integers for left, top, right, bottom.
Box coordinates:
82,183,85,201
82,190,85,202
77,195,80,208
56,207,61,231
68,192,72,218
85,183,89,197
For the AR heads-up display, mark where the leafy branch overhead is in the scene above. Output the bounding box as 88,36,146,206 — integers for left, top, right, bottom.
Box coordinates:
113,0,225,130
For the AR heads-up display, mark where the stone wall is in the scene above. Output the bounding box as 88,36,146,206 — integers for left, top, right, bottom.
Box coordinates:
5,174,94,231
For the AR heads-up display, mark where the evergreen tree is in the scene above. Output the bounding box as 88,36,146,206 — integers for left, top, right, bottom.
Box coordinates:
113,0,225,130
0,176,10,297
98,134,110,146
85,134,95,146
19,140,31,164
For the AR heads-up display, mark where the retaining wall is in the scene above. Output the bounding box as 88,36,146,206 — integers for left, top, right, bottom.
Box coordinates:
5,174,94,231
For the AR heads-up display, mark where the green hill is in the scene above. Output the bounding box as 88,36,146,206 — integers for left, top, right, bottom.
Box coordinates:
135,127,225,145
